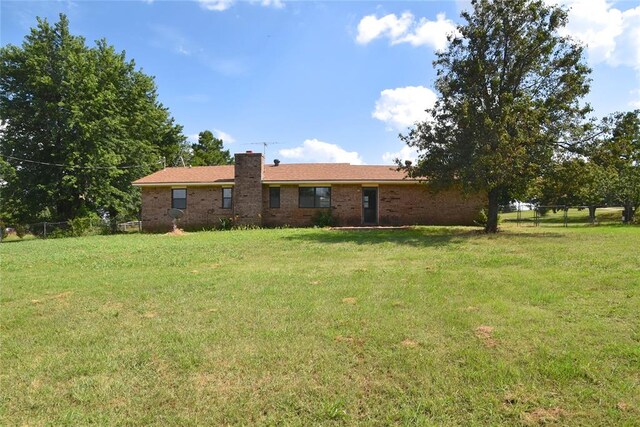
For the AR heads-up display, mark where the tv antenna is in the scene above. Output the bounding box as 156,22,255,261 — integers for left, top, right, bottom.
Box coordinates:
168,208,184,232
246,141,279,158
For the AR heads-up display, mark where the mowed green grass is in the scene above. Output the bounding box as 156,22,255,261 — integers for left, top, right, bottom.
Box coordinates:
1,226,639,425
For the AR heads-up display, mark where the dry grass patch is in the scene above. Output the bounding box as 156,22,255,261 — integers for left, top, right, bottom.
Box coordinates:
400,339,419,348
474,325,497,347
522,407,565,425
342,297,357,304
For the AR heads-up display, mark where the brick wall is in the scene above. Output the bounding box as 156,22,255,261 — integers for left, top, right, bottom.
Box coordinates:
378,184,484,225
141,182,484,231
261,185,362,227
261,183,483,227
140,186,233,232
233,152,263,226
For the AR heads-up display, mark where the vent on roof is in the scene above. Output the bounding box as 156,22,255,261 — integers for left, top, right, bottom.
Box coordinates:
274,159,280,166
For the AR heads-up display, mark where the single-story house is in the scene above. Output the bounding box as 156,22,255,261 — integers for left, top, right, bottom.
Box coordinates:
132,151,484,231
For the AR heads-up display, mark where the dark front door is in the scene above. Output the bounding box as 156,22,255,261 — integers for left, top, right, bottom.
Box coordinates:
362,188,378,224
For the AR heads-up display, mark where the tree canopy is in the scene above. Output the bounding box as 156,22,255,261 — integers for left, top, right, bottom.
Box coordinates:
401,0,591,232
0,14,188,225
190,130,233,166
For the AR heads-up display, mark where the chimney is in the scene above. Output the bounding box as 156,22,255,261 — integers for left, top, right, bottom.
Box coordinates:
233,151,264,226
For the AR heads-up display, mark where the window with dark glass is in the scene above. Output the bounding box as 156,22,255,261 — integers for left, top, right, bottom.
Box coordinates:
299,187,331,208
222,188,232,209
269,187,280,208
172,188,187,209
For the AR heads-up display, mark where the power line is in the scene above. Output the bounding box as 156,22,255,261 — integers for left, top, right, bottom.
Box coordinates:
0,154,162,170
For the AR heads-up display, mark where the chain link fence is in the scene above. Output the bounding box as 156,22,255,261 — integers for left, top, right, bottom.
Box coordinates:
500,205,628,227
1,219,142,241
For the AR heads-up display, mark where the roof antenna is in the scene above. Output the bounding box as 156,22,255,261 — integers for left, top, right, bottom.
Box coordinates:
247,141,279,158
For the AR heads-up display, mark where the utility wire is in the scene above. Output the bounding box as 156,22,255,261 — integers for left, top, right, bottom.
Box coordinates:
0,154,162,170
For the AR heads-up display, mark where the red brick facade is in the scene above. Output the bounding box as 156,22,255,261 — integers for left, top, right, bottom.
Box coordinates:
136,152,485,231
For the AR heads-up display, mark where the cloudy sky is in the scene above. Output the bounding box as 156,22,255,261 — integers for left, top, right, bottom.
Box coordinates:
2,0,639,165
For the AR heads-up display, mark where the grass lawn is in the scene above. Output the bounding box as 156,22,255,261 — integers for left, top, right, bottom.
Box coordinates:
1,225,639,425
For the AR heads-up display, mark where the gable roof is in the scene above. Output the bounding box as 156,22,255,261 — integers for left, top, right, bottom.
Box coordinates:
132,163,414,186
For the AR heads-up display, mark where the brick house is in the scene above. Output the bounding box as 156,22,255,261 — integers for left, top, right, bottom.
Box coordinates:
132,151,484,231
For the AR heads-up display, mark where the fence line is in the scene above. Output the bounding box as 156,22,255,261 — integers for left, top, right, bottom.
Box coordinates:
2,219,142,241
500,205,628,227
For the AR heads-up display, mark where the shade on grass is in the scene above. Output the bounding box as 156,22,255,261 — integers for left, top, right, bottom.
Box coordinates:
1,226,639,425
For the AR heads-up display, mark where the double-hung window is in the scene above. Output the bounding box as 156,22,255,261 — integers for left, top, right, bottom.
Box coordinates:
299,187,331,208
222,188,233,209
171,188,187,209
269,187,280,208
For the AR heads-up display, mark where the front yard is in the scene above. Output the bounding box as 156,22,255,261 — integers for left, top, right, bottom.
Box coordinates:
1,226,638,425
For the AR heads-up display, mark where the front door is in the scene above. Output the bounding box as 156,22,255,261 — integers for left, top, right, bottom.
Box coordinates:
362,188,378,224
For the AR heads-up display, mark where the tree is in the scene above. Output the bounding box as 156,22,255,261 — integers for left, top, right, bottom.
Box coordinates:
190,130,232,166
0,14,186,225
528,157,611,220
588,111,640,223
400,0,591,232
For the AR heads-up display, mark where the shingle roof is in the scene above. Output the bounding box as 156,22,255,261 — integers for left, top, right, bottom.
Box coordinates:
132,163,413,185
133,165,235,185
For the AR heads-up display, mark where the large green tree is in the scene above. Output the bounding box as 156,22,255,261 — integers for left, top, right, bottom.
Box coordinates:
190,130,233,166
588,111,640,223
400,0,591,232
0,14,188,225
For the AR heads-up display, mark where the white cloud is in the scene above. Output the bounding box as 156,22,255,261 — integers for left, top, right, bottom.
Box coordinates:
355,12,458,51
356,12,414,45
213,129,235,143
372,86,437,130
198,0,284,12
397,13,460,51
279,139,364,164
198,0,235,11
188,130,235,144
253,0,285,9
550,0,640,108
382,145,418,164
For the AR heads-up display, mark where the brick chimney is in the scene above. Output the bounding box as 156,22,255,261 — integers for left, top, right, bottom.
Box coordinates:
233,151,264,226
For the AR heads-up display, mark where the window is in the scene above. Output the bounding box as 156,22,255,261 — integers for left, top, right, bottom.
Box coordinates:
222,188,232,209
269,187,280,208
299,187,331,208
172,188,187,209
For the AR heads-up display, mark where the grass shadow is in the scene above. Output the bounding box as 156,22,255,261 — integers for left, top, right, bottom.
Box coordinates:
283,226,565,248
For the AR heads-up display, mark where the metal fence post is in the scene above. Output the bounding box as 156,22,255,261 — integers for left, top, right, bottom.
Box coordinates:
43,222,47,238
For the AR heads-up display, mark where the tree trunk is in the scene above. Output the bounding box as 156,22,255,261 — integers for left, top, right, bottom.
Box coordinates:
623,204,635,224
485,189,500,233
588,206,597,223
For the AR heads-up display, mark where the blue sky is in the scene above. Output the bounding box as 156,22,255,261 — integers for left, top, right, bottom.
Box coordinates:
2,0,640,165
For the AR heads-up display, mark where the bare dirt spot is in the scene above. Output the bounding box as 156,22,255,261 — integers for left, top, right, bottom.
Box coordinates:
463,306,479,312
142,311,157,318
165,228,186,236
30,378,42,390
53,291,73,300
335,335,365,346
522,407,565,425
474,325,497,347
401,339,419,348
617,401,631,411
342,297,357,305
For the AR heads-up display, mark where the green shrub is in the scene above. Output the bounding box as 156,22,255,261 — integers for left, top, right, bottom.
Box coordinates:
218,217,234,230
474,208,500,227
312,210,335,227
